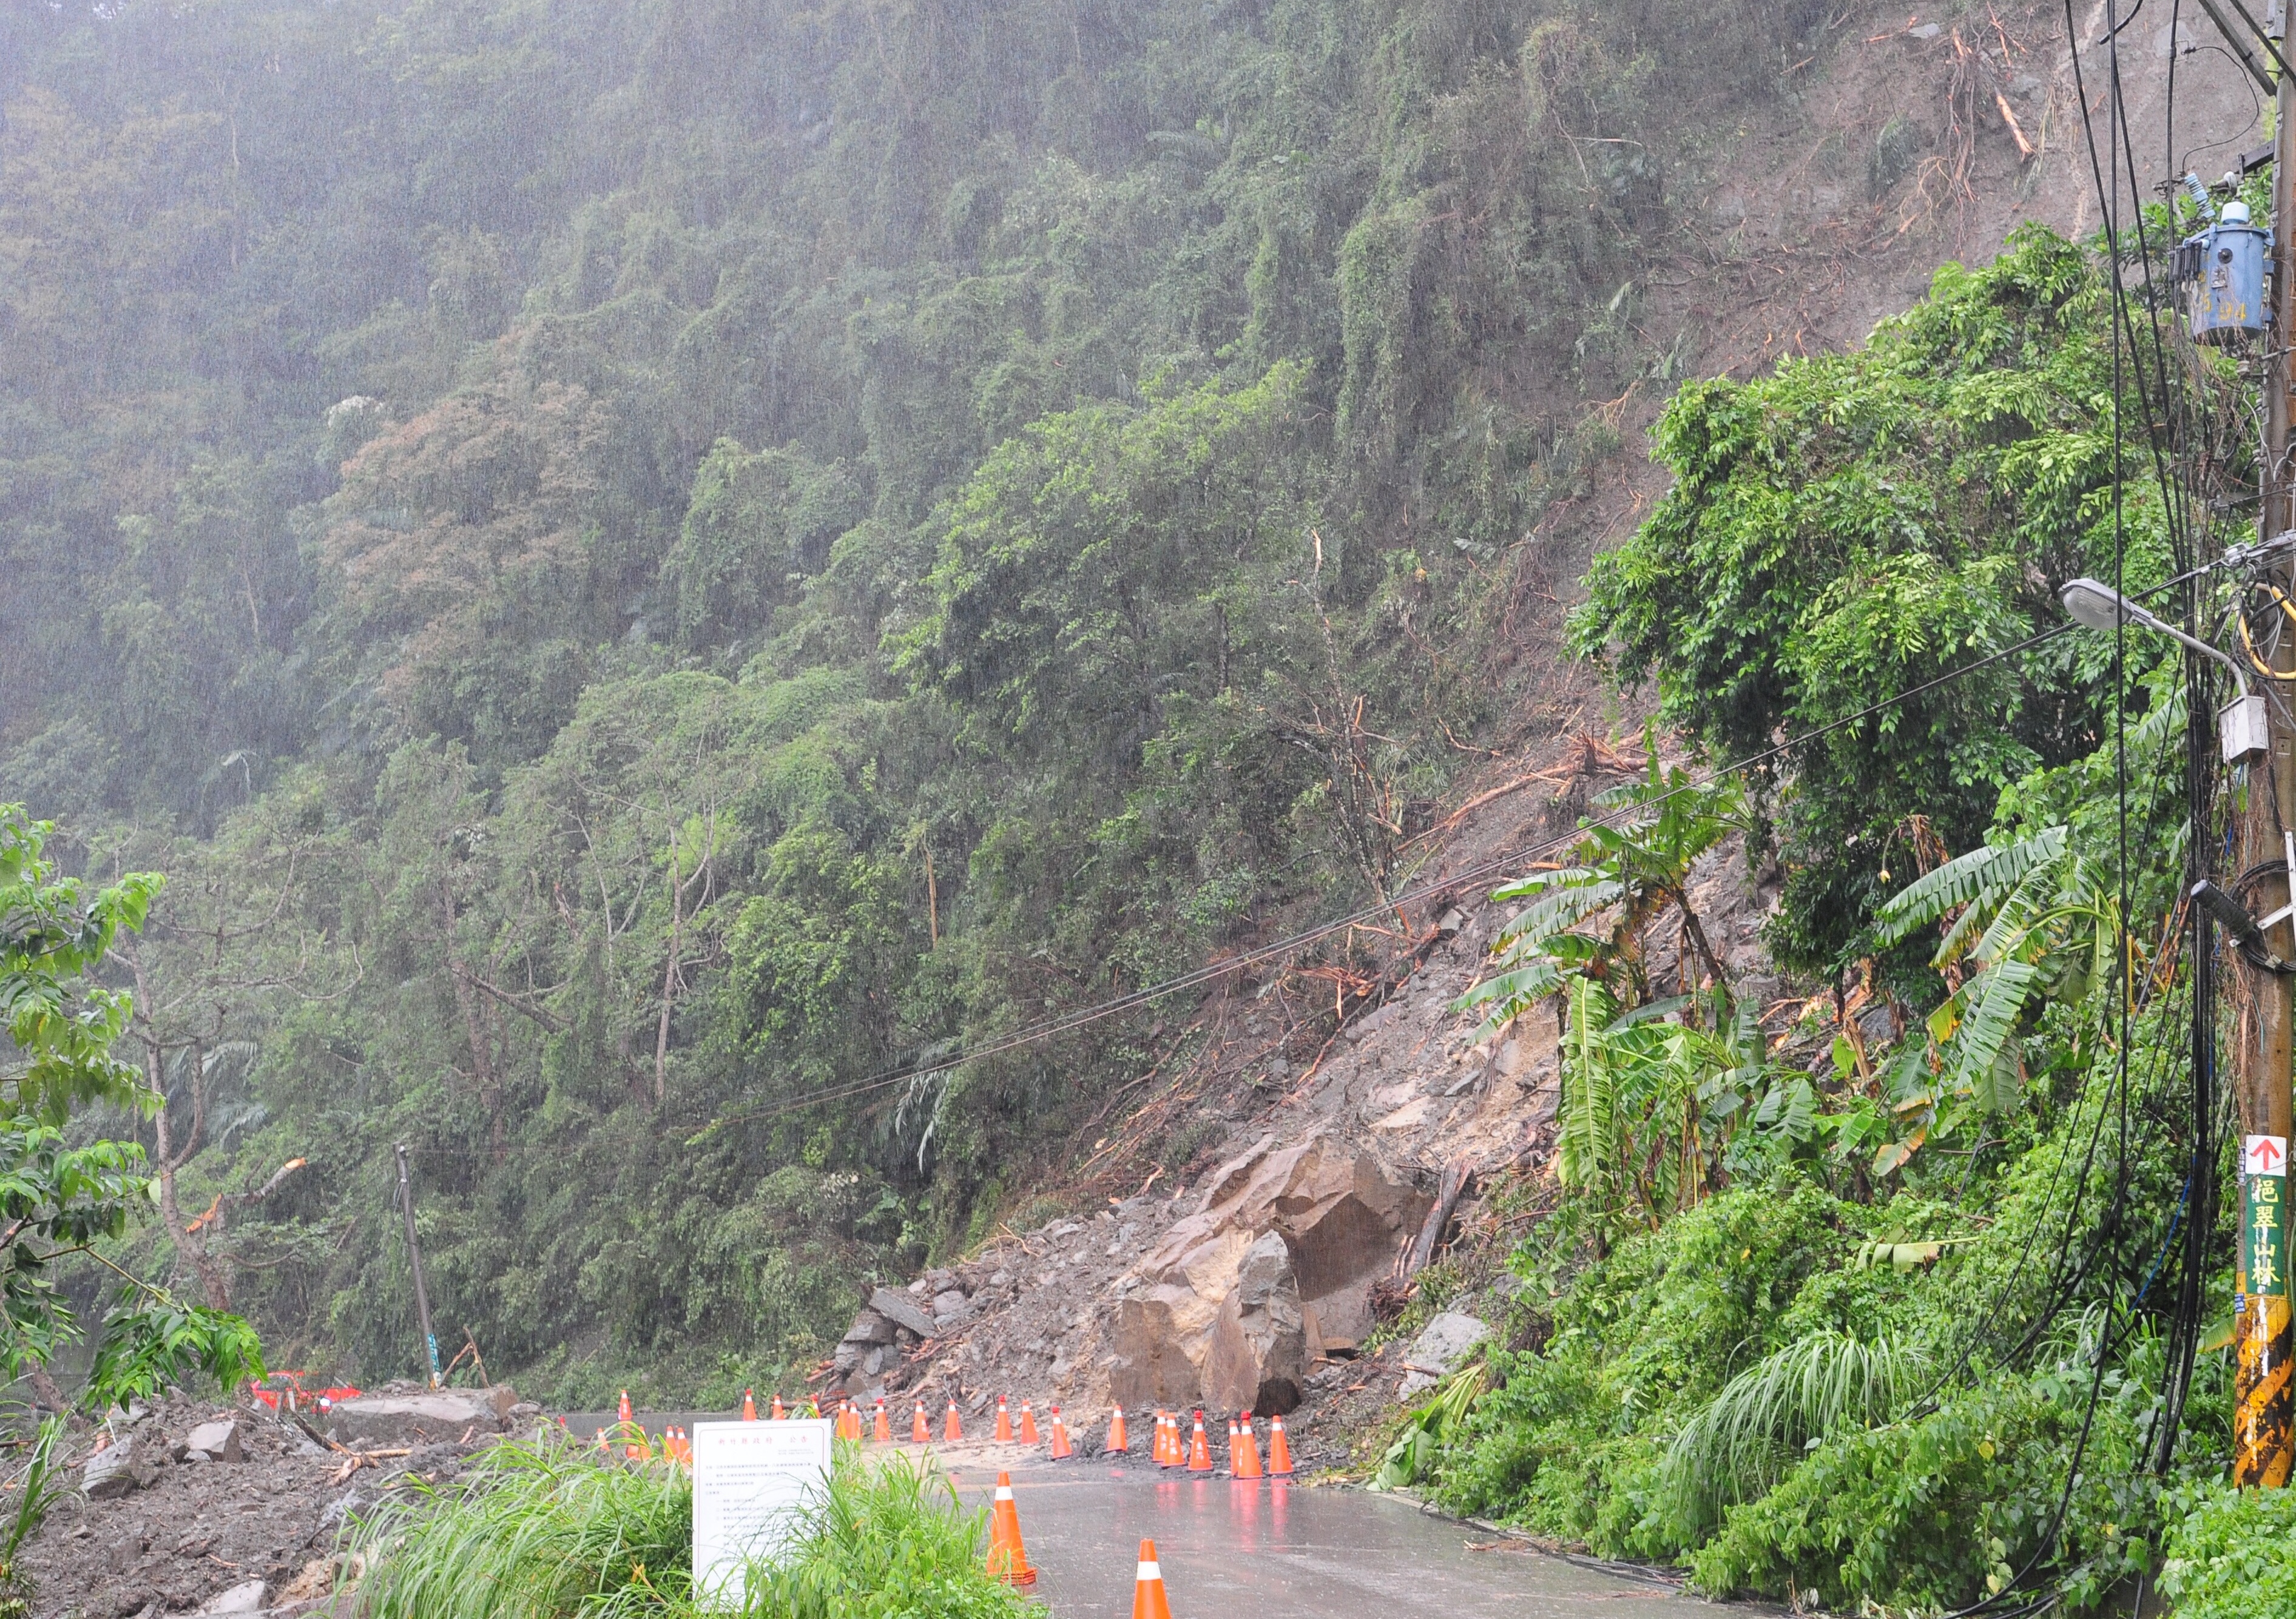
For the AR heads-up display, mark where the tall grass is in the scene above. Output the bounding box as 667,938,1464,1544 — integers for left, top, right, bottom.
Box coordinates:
1662,1330,1926,1530
343,1434,1033,1619
747,1455,1031,1619
346,1436,693,1619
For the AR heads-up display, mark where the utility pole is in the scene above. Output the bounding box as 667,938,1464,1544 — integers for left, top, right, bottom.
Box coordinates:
2235,0,2296,1490
396,1143,444,1390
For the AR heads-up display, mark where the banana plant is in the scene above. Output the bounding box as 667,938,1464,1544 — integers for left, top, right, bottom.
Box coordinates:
1867,821,2126,1174
1554,977,1779,1221
1454,757,1750,1038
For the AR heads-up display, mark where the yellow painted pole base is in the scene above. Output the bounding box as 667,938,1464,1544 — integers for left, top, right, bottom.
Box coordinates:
2236,1293,2294,1488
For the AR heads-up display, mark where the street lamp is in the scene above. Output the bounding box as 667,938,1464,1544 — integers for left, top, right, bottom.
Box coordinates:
2059,577,2268,764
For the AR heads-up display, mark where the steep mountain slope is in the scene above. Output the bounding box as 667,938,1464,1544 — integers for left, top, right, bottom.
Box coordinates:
846,0,2260,1444
0,0,2258,1413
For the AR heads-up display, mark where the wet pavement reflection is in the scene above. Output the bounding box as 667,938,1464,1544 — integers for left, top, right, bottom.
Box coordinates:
948,1462,1736,1618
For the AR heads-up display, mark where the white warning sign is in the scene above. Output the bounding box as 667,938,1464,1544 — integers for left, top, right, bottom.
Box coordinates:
691,1418,831,1606
2244,1134,2289,1178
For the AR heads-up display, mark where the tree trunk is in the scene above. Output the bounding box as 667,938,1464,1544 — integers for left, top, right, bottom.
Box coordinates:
440,880,504,1149
151,1057,231,1310
654,839,683,1106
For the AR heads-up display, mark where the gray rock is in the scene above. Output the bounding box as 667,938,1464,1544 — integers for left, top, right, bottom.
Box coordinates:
1396,1310,1491,1400
930,1289,971,1324
182,1418,243,1462
1441,1067,1484,1097
869,1287,939,1339
840,1309,894,1345
324,1386,516,1449
195,1579,268,1614
82,1439,151,1500
1202,1231,1307,1415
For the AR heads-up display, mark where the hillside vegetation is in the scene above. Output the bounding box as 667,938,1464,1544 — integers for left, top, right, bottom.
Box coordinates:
8,1,2292,1612
0,0,1831,1397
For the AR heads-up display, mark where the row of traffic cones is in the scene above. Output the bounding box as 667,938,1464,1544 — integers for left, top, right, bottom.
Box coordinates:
1147,1407,1293,1476
630,1385,1288,1474
979,1470,1185,1619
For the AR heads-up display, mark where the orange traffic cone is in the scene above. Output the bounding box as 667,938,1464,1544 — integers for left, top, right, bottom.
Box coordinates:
1268,1412,1294,1476
995,1395,1014,1443
741,1389,758,1421
1237,1415,1263,1479
594,1424,610,1455
1158,1410,1179,1467
874,1399,892,1443
985,1470,1038,1586
770,1393,785,1420
913,1402,931,1444
1021,1401,1041,1444
1048,1405,1072,1459
945,1398,963,1442
1187,1410,1212,1472
1132,1538,1174,1619
1106,1407,1129,1453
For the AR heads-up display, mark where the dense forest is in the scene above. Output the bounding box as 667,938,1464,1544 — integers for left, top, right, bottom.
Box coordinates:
0,0,1838,1400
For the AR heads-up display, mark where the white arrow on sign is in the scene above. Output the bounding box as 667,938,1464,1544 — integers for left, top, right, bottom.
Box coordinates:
2246,1134,2289,1177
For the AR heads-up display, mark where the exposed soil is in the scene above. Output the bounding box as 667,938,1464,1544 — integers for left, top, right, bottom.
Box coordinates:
16,1390,495,1619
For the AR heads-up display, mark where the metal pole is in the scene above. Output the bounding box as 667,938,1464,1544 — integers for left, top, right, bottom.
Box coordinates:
2235,2,2296,1489
396,1143,444,1390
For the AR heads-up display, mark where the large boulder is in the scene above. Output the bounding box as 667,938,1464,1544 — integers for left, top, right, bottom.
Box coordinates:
1201,1232,1306,1415
1109,1284,1215,1406
869,1286,939,1339
1173,1131,1430,1347
323,1386,516,1449
1109,1130,1428,1403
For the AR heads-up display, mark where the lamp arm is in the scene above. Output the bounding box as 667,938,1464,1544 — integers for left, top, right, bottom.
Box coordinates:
2127,610,2255,701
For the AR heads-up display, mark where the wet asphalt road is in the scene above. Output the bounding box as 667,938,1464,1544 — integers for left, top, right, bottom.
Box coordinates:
945,1459,1726,1619
565,1416,1747,1617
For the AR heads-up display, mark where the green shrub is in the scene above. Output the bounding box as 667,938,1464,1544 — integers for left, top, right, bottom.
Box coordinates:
2156,1479,2296,1619
1431,1185,1889,1555
1689,1355,2156,1612
751,1450,1033,1619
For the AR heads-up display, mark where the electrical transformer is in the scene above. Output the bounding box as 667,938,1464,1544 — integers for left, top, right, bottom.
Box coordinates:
2180,199,2271,344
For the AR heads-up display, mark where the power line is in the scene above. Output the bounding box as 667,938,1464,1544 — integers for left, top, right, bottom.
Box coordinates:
407,546,2262,1168
404,616,2089,1163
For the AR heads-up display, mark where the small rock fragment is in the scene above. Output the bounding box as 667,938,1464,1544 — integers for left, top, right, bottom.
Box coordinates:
196,1579,268,1615
183,1418,244,1462
82,1441,147,1500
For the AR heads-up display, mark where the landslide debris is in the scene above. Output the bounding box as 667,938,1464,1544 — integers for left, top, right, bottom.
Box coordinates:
17,1383,528,1619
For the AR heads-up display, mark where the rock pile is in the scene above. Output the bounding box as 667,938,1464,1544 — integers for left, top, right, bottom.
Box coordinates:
17,1387,518,1619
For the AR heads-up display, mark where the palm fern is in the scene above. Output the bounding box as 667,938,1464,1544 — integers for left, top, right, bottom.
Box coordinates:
1663,1330,1927,1529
